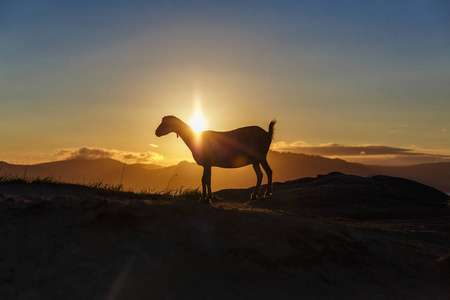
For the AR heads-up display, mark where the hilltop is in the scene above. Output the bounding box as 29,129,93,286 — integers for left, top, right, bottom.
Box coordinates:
1,151,449,193
1,173,449,299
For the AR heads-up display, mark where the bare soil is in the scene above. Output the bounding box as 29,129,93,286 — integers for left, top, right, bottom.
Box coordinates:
1,173,449,299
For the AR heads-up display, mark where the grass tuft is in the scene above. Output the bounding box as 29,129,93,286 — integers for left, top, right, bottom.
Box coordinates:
0,174,27,184
87,180,126,192
139,186,202,200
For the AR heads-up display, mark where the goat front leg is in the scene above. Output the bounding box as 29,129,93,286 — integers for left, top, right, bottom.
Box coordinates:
251,163,263,200
199,165,212,204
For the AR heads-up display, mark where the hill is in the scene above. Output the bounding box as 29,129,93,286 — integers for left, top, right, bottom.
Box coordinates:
371,163,450,195
1,151,449,193
0,173,449,299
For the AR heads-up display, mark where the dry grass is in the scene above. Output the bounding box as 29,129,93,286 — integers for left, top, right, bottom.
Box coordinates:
0,173,201,200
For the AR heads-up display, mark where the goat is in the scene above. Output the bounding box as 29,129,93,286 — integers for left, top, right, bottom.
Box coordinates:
155,116,276,203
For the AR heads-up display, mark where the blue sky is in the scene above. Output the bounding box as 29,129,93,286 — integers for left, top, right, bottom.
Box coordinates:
1,1,449,165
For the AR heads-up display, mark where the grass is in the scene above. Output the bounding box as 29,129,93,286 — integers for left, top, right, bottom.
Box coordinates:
154,186,202,200
0,173,202,200
87,180,126,192
0,174,68,185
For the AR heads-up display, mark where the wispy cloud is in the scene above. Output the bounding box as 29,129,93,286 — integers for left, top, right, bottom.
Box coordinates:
271,140,450,166
272,141,418,156
55,147,164,164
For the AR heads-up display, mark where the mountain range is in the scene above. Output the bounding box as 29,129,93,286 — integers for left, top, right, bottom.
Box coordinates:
1,151,449,193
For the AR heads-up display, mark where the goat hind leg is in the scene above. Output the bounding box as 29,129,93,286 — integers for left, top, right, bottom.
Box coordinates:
251,163,263,200
261,160,273,197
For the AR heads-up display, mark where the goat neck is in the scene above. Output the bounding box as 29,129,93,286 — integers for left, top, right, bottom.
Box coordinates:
174,122,199,151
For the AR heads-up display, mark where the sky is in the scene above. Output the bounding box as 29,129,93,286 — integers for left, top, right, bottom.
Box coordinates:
1,0,449,166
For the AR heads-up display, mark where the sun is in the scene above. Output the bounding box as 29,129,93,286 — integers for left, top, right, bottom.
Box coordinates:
189,112,207,134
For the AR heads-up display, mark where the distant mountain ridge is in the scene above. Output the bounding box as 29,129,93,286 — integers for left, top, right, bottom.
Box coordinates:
1,151,449,193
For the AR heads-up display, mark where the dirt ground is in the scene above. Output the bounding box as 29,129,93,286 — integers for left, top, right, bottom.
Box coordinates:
1,173,449,299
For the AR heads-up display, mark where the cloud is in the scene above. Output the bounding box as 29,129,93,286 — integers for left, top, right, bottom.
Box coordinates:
55,147,164,164
271,140,450,166
271,141,419,156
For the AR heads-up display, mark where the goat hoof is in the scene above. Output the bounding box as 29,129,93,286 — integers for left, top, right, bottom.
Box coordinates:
250,194,259,201
264,191,272,197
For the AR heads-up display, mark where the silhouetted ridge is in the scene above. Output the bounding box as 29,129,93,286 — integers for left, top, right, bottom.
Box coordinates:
247,172,449,214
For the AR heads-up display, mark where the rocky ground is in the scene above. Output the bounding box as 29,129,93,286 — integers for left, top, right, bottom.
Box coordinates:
1,173,449,299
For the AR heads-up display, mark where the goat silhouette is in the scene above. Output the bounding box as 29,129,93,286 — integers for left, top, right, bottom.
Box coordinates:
156,116,276,203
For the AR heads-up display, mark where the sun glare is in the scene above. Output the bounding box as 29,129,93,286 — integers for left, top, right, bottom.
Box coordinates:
189,112,207,134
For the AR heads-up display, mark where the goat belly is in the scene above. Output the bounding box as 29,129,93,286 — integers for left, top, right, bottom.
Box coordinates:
211,152,253,168
230,155,252,168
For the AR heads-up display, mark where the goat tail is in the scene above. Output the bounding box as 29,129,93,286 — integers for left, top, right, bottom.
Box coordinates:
268,118,277,140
